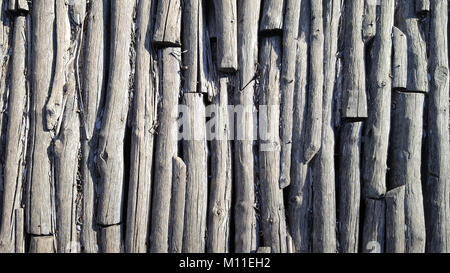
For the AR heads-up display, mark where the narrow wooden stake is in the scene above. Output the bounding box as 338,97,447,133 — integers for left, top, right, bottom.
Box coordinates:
29,236,55,253
385,186,406,253
259,0,285,33
15,208,25,253
153,0,181,47
213,0,238,72
362,0,377,43
182,0,199,92
100,225,122,253
168,157,187,253
392,27,407,90
362,198,385,253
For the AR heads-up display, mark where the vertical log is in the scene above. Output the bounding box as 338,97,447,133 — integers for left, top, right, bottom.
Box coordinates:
153,0,181,47
234,0,260,253
207,76,232,253
304,0,324,163
125,0,156,253
213,0,238,72
259,0,285,33
342,0,367,119
288,0,310,252
362,198,385,253
258,36,287,253
14,208,24,253
362,0,394,199
29,236,55,253
27,0,55,237
100,225,122,253
425,0,450,253
392,27,407,90
182,0,199,92
168,157,187,253
96,0,133,252
416,0,430,14
0,14,27,253
385,186,406,253
150,48,180,253
362,0,377,43
389,91,426,253
279,0,301,188
81,0,108,253
396,0,428,93
182,93,208,253
338,122,362,253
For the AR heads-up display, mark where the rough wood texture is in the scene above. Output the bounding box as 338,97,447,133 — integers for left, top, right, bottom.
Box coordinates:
27,0,55,236
8,0,28,12
342,0,367,119
385,186,406,253
416,0,430,14
338,122,362,253
258,36,287,253
168,157,187,253
100,225,122,253
81,0,108,253
207,76,232,253
14,209,24,253
234,0,260,253
362,0,394,199
303,0,323,163
153,0,181,47
362,0,377,43
389,91,426,253
213,0,237,72
182,93,208,253
0,15,27,253
362,198,385,253
150,48,180,253
182,0,199,91
396,0,428,93
425,0,450,253
29,236,55,253
288,0,310,253
392,26,407,90
96,0,133,251
125,0,156,253
279,0,301,188
259,0,285,33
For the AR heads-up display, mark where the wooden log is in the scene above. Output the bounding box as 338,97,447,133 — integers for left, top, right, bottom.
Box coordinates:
362,0,394,199
213,0,238,72
338,122,362,253
396,0,428,93
96,1,133,250
288,0,310,252
149,48,180,253
198,0,215,96
279,0,301,188
389,91,426,253
256,247,271,253
8,0,29,12
207,76,232,253
168,157,187,253
29,236,55,253
385,186,406,253
259,0,285,33
153,0,181,47
362,198,385,253
0,15,27,253
234,0,260,253
100,225,122,253
362,0,377,43
69,0,87,25
182,0,199,92
45,0,70,132
80,0,108,253
125,0,156,253
392,26,407,90
182,93,208,253
258,35,287,253
14,208,25,253
416,0,430,15
342,0,367,119
54,71,80,253
27,0,55,236
303,0,324,163
425,0,450,253
311,0,341,253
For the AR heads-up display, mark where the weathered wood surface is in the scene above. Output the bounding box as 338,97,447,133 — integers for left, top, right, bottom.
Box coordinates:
362,0,377,43
392,27,407,90
234,0,260,253
425,0,450,253
389,91,426,253
213,0,237,72
153,0,181,47
29,236,55,253
416,0,430,15
396,0,429,93
125,0,156,253
342,0,367,119
150,48,180,253
259,0,285,33
288,0,310,253
362,0,394,199
80,0,108,253
362,198,385,253
385,186,406,253
168,157,187,253
182,0,199,91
